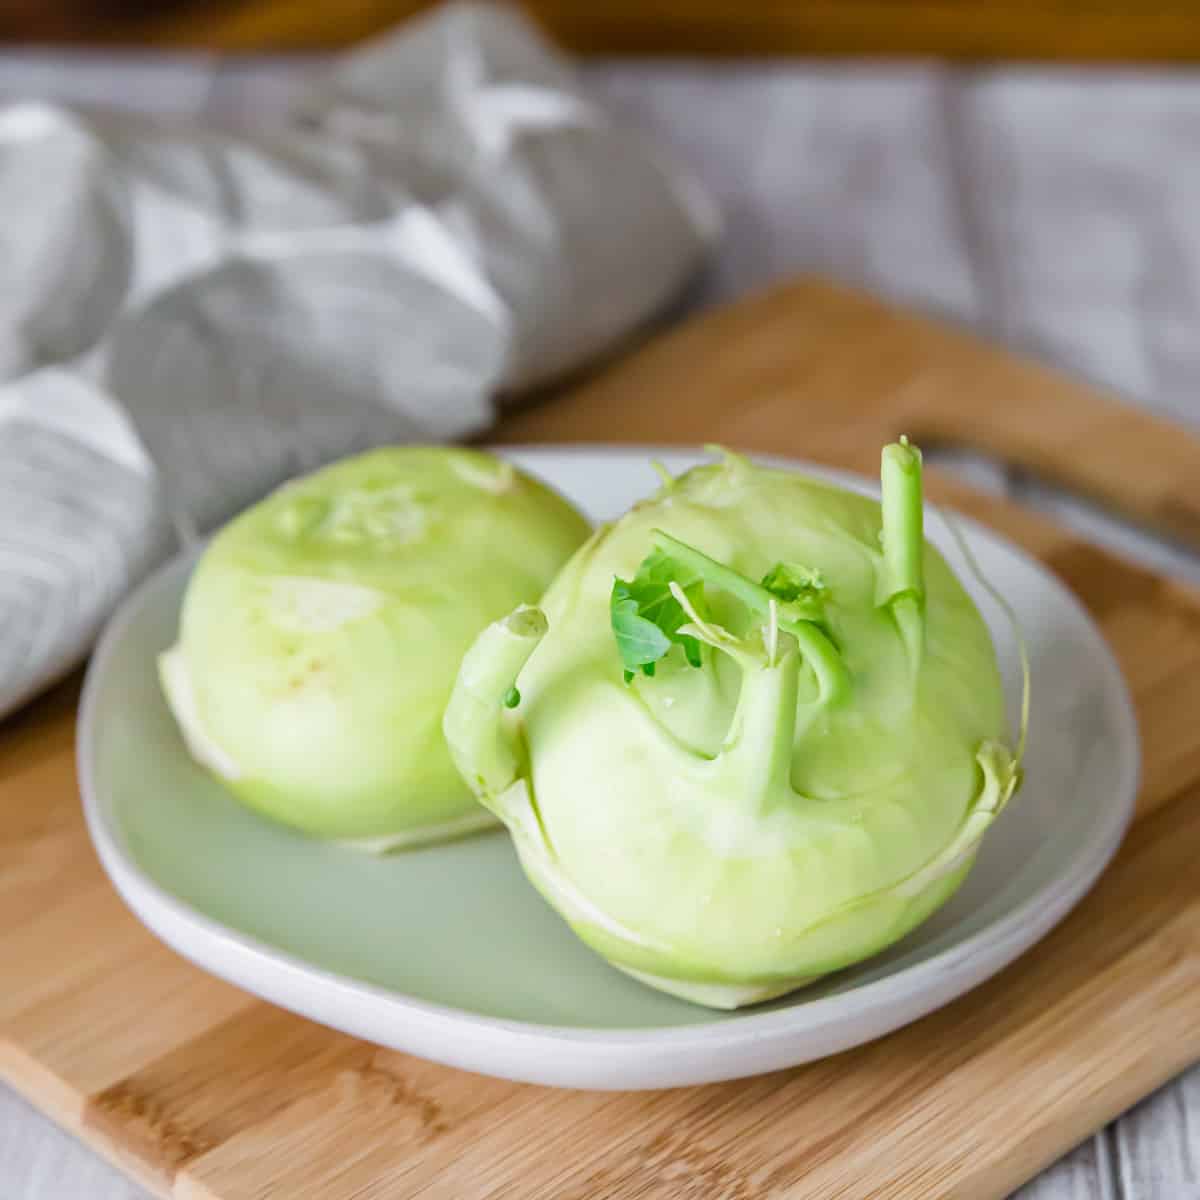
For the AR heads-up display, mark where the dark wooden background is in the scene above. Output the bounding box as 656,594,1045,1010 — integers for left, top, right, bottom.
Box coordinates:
5,0,1200,60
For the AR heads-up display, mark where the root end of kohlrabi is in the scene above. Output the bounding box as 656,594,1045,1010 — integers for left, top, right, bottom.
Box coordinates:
611,963,825,1011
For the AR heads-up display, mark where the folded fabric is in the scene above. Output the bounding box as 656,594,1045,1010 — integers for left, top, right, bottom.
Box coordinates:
0,371,172,716
0,1,716,719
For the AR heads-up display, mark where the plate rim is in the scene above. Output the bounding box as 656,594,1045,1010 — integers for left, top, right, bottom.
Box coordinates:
78,444,1141,1063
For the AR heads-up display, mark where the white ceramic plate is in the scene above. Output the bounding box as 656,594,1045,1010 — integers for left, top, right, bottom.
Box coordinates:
79,447,1139,1090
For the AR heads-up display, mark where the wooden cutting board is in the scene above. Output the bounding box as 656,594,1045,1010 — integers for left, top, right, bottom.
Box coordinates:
5,278,1200,1200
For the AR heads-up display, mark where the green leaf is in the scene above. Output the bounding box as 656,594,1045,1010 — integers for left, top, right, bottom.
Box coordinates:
611,580,672,674
610,549,706,679
761,562,825,603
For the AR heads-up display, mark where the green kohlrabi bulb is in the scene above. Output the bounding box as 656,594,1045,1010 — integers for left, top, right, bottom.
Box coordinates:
444,443,1022,1008
161,446,590,849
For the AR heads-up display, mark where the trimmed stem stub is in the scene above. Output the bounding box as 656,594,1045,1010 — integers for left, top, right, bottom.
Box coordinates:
893,739,1019,898
878,438,927,669
443,605,548,806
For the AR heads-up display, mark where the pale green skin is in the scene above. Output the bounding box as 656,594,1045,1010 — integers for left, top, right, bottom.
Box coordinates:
445,453,1020,1008
162,447,590,845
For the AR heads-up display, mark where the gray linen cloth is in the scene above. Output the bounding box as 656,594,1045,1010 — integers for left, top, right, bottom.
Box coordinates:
0,2,716,718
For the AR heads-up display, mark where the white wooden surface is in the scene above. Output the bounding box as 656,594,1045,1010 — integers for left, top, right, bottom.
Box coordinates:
2,50,1199,1199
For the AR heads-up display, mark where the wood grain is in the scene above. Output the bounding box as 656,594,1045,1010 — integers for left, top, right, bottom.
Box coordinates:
12,0,1200,61
500,277,1200,549
4,278,1200,1199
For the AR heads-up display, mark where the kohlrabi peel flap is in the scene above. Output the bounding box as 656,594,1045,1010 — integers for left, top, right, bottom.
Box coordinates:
444,442,1023,1008
162,446,590,847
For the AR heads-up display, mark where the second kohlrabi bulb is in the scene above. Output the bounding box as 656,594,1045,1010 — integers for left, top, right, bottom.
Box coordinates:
161,446,590,849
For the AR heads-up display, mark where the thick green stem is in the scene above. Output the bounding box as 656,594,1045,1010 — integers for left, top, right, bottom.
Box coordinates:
783,619,849,708
443,605,547,807
652,531,824,623
879,439,925,603
878,438,926,666
653,528,847,703
711,641,800,806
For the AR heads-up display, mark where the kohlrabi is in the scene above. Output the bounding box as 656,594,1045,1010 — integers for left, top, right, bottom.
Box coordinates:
444,442,1023,1008
161,447,590,849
